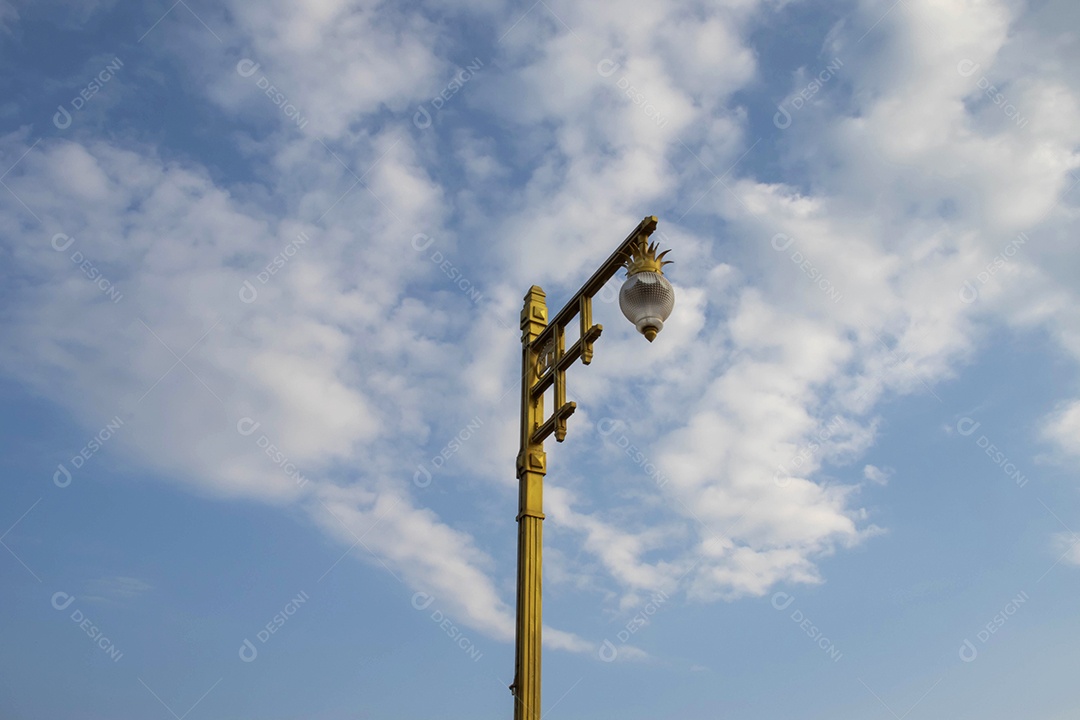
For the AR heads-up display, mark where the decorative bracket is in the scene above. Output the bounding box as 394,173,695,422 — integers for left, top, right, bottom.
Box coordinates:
522,216,658,447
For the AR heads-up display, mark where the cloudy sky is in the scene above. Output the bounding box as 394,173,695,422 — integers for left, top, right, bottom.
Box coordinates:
1,0,1079,718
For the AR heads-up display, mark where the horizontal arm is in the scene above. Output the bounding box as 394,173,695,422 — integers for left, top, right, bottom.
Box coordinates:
530,215,657,352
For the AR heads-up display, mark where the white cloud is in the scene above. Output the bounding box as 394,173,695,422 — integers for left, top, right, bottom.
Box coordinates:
83,576,154,604
1041,400,1080,458
863,464,892,485
5,0,1080,656
206,0,446,138
1052,531,1080,567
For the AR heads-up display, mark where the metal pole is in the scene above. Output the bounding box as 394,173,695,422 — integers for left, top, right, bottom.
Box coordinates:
512,285,548,720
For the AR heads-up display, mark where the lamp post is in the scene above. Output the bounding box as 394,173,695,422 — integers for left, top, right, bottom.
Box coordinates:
510,215,675,720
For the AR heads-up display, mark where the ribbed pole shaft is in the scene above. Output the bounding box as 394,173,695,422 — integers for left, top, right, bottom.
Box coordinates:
513,511,543,720
513,286,548,720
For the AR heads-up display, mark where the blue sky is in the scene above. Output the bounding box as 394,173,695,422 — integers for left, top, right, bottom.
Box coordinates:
1,0,1079,718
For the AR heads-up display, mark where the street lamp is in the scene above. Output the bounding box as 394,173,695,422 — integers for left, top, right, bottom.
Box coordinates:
510,215,674,720
619,239,675,342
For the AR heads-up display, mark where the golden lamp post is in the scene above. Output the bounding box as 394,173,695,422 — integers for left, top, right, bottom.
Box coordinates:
510,215,675,720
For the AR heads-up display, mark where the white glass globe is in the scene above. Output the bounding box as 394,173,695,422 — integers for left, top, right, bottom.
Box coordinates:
619,271,675,342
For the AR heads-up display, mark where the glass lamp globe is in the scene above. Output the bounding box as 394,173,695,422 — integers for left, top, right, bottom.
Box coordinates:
620,270,675,342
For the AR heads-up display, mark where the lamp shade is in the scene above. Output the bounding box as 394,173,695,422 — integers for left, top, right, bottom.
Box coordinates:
619,270,675,342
